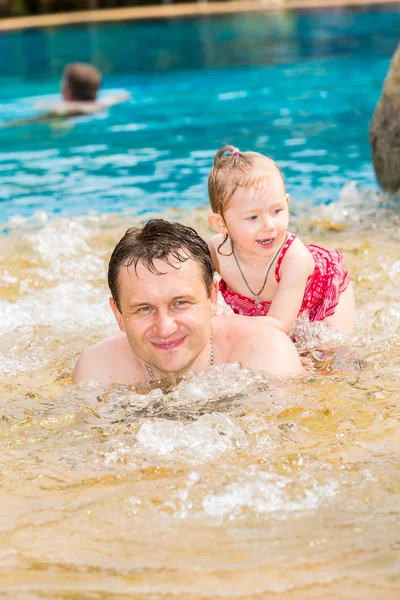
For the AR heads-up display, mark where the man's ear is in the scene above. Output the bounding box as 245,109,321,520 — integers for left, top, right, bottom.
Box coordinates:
208,213,227,234
286,193,290,204
209,280,219,316
62,85,73,102
109,297,125,332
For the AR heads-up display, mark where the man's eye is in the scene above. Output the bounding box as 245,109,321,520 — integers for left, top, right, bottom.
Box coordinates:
138,306,152,313
175,300,189,308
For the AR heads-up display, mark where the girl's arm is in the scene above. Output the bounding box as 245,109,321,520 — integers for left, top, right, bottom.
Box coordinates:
265,242,314,334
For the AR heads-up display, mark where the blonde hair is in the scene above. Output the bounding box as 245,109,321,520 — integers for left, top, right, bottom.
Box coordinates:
208,145,286,215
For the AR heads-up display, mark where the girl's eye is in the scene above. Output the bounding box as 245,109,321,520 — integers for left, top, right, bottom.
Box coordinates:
247,215,258,221
273,209,282,215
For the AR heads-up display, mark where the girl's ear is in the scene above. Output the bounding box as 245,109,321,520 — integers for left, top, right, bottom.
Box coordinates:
208,213,227,234
286,193,290,204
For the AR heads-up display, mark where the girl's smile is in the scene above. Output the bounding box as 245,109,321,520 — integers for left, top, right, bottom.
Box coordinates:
257,237,275,249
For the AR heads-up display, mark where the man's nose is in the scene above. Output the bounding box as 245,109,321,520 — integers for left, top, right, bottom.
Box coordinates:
153,311,179,339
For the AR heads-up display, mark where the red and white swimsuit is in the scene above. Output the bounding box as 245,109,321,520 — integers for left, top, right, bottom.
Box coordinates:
219,233,350,322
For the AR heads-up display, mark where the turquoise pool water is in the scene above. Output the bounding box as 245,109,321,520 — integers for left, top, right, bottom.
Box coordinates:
0,6,399,224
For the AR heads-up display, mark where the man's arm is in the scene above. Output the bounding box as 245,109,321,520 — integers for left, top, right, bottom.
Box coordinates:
97,91,131,108
35,92,130,119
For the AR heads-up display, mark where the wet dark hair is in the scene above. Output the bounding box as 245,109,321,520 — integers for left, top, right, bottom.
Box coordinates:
108,219,215,311
63,63,101,102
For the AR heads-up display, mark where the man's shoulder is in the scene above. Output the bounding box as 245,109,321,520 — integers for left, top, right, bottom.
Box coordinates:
46,102,100,117
38,92,130,118
72,332,135,384
215,313,287,339
213,314,302,376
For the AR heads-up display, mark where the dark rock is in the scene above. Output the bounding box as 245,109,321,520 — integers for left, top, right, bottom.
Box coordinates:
369,44,400,195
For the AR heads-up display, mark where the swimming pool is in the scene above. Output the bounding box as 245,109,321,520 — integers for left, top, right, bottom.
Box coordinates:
0,6,399,224
1,6,400,599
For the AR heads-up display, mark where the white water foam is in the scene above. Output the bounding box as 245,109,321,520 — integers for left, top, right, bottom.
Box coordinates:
26,218,105,282
319,180,394,225
0,282,112,337
137,413,249,463
203,469,338,518
0,281,115,376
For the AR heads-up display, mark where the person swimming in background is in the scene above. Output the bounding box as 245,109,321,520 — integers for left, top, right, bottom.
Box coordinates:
207,145,356,336
2,62,129,128
35,62,130,118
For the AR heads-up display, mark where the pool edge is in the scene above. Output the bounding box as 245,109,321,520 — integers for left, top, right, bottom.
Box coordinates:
0,0,399,32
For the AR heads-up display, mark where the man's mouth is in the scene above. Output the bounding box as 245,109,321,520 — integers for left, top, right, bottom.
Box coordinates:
257,238,274,248
151,338,185,351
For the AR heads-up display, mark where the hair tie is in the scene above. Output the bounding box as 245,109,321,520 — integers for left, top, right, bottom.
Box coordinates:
222,147,240,159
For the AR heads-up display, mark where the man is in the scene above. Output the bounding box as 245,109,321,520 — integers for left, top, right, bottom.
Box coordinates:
61,63,102,103
36,62,129,118
72,220,303,384
3,62,129,129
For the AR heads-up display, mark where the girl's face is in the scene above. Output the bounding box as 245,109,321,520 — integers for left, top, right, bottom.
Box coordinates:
222,172,289,258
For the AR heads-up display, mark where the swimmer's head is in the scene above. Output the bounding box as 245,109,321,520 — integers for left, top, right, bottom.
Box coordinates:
208,145,287,216
62,63,102,102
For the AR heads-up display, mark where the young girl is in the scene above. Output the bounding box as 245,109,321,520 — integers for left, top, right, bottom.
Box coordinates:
207,145,356,335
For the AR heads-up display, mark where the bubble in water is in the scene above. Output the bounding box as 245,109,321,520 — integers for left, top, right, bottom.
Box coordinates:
371,304,400,338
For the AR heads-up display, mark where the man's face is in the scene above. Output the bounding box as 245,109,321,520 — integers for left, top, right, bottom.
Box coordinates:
110,256,218,377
